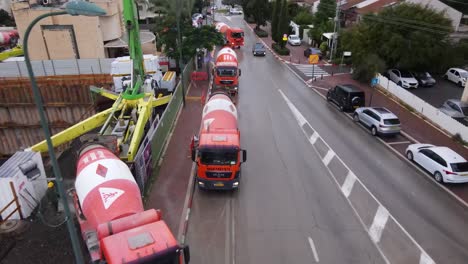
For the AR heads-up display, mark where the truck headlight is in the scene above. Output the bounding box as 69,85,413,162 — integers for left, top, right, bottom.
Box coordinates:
234,86,238,90
233,182,239,187
198,181,205,186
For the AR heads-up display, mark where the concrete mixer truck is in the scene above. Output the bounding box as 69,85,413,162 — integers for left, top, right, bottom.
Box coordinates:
73,144,190,263
214,47,241,96
191,92,247,190
215,22,244,48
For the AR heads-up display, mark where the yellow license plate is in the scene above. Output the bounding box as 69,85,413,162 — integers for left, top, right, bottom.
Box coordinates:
353,106,359,109
461,174,468,176
214,183,224,187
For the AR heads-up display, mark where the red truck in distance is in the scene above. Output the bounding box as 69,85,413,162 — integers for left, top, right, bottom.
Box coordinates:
73,144,190,264
191,92,247,190
215,22,244,48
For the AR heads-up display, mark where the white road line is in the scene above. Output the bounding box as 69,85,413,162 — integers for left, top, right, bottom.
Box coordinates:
387,141,411,145
322,149,335,166
225,199,231,264
341,171,357,198
308,236,320,262
369,205,390,243
309,132,319,145
419,252,436,264
231,199,236,264
278,89,307,126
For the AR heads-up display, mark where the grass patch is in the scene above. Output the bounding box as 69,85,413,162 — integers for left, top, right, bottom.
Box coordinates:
254,28,268,37
272,43,290,56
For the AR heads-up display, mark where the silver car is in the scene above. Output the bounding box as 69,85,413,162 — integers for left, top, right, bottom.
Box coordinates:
353,107,401,136
439,99,468,120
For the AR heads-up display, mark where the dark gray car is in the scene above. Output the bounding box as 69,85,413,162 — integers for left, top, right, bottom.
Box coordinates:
412,72,436,87
252,43,266,56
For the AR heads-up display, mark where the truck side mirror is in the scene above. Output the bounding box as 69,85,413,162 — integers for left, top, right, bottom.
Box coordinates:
242,149,247,162
238,69,241,76
184,245,191,263
190,136,199,162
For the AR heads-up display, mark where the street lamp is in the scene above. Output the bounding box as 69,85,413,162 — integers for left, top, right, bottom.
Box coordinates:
23,2,106,263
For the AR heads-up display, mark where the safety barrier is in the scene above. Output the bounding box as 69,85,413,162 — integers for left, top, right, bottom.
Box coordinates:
190,71,208,81
377,74,468,141
0,182,23,222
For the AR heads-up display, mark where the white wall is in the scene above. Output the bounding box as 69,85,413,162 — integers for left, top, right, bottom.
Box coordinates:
0,0,11,14
378,74,468,141
406,0,463,31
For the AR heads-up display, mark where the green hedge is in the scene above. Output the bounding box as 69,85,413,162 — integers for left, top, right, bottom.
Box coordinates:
254,28,268,38
272,43,290,55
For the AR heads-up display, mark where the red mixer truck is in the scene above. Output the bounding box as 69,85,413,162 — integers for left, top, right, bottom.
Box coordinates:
73,144,190,263
215,22,244,48
191,92,247,190
214,47,241,95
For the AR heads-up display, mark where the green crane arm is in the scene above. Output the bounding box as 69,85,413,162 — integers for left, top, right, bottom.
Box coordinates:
123,0,145,100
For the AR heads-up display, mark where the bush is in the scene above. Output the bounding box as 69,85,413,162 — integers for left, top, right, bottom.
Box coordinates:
254,28,268,37
245,16,255,24
272,43,290,55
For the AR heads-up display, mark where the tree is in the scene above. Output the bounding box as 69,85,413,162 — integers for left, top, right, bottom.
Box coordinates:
341,3,455,75
222,0,242,7
271,0,281,42
352,53,387,82
248,0,269,30
294,11,314,25
277,0,289,48
315,0,336,25
0,9,15,27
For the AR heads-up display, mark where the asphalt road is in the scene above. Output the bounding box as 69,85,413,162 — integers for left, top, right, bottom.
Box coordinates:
186,15,468,264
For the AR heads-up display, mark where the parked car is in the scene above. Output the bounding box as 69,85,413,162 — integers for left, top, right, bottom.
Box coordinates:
353,107,401,136
252,43,266,56
326,84,366,112
192,13,203,20
229,8,243,15
444,68,468,87
287,35,301,46
303,47,322,60
387,69,419,89
411,72,436,87
406,144,468,183
439,99,468,120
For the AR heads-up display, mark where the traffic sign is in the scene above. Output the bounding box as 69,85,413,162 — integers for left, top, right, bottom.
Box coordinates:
283,34,287,41
308,54,319,64
371,77,379,87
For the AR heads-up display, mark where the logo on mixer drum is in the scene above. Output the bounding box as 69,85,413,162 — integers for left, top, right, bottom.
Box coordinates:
99,187,125,209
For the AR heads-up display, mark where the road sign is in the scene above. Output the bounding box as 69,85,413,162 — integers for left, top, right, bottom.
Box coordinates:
371,77,379,87
309,54,319,64
343,51,352,56
283,34,287,41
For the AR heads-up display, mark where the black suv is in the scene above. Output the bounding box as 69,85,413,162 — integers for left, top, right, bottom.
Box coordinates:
326,84,366,112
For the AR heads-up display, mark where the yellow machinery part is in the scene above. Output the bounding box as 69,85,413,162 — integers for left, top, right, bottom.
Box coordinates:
30,107,116,152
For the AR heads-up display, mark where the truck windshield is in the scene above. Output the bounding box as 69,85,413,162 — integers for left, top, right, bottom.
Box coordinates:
231,32,244,38
216,67,237,77
200,149,238,165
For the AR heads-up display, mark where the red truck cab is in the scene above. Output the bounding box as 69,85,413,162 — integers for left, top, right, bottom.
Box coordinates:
191,92,246,189
216,22,244,48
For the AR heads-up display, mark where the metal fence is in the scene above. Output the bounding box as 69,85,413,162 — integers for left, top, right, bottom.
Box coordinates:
0,59,114,78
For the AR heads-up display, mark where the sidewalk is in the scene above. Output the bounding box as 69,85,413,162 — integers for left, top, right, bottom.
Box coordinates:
145,65,209,235
311,74,468,201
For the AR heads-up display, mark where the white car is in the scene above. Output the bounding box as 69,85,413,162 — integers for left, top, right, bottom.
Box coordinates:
406,144,468,183
229,8,243,15
387,69,419,89
444,68,468,87
287,35,301,46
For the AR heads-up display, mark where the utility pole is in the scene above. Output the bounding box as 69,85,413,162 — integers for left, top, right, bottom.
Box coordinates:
330,0,341,63
176,0,186,107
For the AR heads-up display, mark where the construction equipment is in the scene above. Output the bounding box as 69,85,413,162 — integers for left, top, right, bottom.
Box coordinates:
73,144,190,263
30,0,172,162
191,91,247,189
